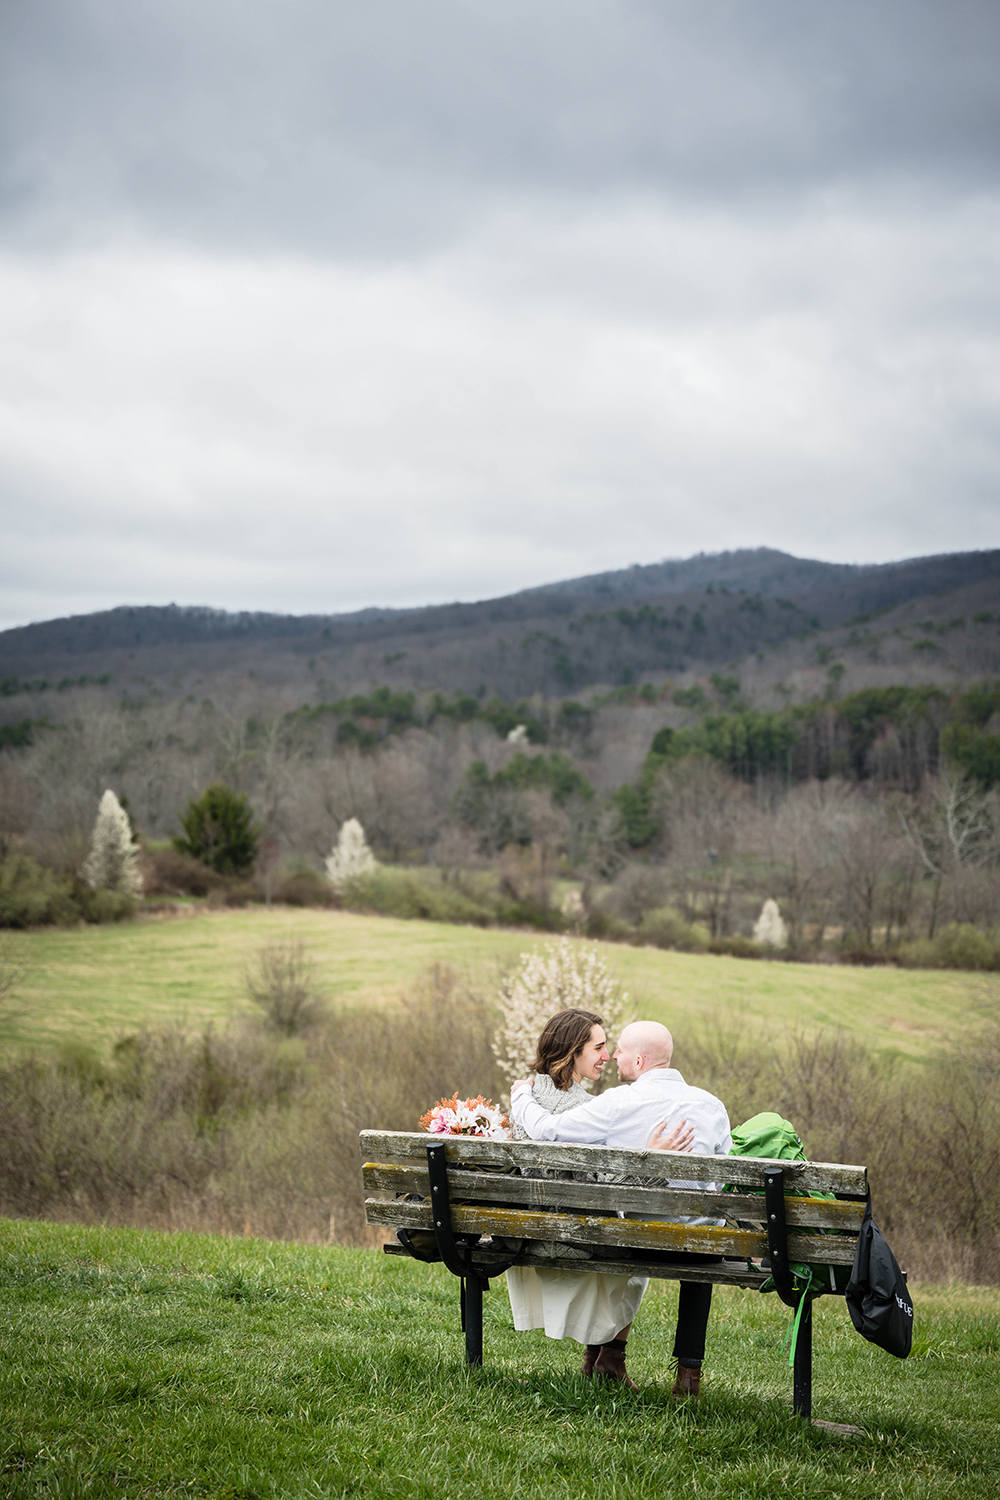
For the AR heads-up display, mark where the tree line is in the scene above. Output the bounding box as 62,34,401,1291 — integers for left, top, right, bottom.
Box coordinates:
1,676,998,966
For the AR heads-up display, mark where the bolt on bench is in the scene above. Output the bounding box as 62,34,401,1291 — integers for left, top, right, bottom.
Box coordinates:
361,1130,868,1419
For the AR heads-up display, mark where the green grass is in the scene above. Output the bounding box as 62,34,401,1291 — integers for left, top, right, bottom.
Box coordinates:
2,1217,998,1500
3,907,999,1059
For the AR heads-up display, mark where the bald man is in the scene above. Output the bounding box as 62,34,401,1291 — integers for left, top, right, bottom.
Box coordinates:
510,1020,731,1397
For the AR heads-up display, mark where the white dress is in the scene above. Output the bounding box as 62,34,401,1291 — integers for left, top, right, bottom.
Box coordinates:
504,1074,648,1345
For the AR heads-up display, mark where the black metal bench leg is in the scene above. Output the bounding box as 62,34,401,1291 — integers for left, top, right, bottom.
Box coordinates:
423,1141,525,1369
793,1297,812,1420
464,1275,485,1367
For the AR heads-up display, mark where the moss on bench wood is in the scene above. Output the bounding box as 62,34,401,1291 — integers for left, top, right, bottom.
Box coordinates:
366,1197,859,1265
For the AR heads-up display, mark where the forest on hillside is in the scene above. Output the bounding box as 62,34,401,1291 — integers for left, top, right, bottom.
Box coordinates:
2,665,999,968
3,547,998,963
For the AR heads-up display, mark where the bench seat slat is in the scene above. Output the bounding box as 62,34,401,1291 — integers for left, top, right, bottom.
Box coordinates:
381,1242,771,1288
359,1130,868,1198
366,1196,859,1265
362,1163,866,1233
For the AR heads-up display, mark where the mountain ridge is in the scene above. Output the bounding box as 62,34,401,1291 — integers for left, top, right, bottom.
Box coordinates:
1,547,997,707
4,546,998,658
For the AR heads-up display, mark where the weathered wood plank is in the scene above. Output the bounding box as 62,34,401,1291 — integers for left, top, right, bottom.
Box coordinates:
362,1162,866,1232
365,1197,859,1265
381,1241,770,1288
359,1130,868,1197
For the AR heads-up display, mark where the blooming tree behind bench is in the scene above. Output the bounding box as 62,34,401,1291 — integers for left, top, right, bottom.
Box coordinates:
325,818,377,893
82,789,143,896
753,897,788,950
494,938,633,1090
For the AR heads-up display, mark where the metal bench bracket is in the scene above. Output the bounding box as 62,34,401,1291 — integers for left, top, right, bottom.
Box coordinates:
764,1165,813,1419
425,1141,523,1366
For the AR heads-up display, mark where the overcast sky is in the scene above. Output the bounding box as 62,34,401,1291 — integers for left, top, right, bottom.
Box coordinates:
1,1,999,631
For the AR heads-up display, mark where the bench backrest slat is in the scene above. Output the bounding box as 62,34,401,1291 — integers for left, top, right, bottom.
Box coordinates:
367,1195,859,1266
362,1161,866,1233
359,1130,869,1198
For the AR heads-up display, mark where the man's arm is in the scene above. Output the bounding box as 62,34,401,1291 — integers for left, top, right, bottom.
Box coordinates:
510,1082,625,1144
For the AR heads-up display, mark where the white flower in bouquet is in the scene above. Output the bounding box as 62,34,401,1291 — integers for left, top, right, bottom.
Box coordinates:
419,1095,510,1139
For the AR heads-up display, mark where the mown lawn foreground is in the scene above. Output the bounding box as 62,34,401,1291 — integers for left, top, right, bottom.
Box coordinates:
2,1219,998,1500
4,906,998,1060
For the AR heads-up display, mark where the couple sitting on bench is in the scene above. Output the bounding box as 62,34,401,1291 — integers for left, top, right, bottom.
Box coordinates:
507,1006,732,1398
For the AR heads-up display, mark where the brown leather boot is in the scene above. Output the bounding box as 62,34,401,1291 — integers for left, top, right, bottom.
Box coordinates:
581,1344,602,1378
593,1338,639,1390
671,1362,701,1399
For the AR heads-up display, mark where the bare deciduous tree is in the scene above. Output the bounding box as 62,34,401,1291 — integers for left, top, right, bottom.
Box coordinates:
0,935,27,1027
244,941,328,1036
829,791,902,949
654,758,752,936
756,780,844,950
0,766,35,859
898,768,1000,936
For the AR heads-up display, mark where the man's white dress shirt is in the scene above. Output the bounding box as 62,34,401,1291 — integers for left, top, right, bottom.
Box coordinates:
511,1067,732,1157
511,1067,731,1224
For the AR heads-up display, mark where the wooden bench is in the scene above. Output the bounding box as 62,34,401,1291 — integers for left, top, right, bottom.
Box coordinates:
361,1129,868,1420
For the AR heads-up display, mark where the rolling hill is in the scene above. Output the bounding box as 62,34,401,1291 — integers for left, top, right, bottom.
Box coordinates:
1,547,998,721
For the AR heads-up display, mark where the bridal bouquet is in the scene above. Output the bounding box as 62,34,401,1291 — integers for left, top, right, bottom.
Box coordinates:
418,1094,510,1140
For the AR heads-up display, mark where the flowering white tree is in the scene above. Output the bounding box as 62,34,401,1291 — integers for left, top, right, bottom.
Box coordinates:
753,898,788,950
494,939,633,1088
560,888,585,932
82,790,143,895
325,817,377,893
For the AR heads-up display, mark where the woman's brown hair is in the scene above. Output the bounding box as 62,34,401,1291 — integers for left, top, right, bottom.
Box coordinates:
532,1008,604,1092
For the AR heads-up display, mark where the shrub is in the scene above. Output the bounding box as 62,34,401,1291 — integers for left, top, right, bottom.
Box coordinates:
492,883,565,932
0,853,76,928
0,965,502,1246
2,977,999,1278
206,878,256,909
708,933,765,959
636,906,711,953
71,880,136,924
244,941,328,1036
174,784,259,875
0,935,27,1026
582,908,634,943
679,1016,1000,1283
271,867,339,908
898,923,1000,971
345,866,491,925
0,854,137,928
141,845,223,898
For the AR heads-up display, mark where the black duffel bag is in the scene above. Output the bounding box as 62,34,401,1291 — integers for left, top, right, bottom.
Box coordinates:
845,1198,913,1359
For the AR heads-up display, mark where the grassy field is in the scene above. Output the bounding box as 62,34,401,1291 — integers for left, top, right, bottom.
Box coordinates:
3,906,998,1060
2,1217,998,1500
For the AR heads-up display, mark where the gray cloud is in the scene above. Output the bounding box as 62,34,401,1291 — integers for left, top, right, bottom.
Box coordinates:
0,2,998,631
3,2,1000,254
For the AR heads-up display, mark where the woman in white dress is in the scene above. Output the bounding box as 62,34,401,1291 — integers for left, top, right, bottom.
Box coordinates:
505,1007,690,1386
